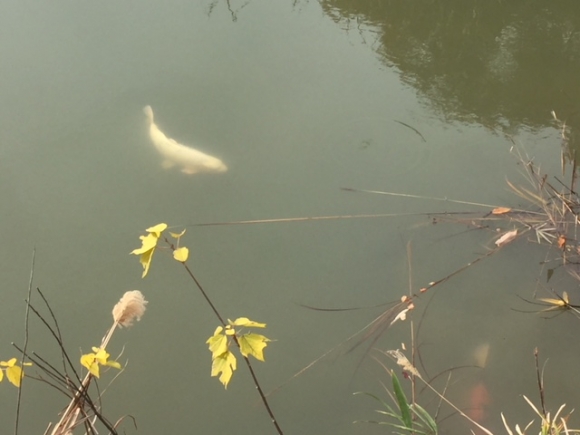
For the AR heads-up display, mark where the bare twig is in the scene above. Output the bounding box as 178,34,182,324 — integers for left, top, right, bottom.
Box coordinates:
534,348,546,415
15,248,35,435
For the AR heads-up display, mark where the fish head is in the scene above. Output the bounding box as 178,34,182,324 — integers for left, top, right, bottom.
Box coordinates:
206,158,228,173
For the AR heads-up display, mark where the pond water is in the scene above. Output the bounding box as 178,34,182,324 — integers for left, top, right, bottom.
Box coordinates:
1,1,580,434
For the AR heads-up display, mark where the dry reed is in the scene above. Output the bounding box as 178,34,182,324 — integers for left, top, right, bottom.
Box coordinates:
48,290,147,435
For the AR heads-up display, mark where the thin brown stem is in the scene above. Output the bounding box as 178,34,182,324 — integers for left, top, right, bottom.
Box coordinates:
179,262,226,326
171,241,284,435
234,336,285,435
534,347,546,415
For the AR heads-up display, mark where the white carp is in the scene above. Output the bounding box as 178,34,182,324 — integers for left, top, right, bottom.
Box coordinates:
143,105,227,175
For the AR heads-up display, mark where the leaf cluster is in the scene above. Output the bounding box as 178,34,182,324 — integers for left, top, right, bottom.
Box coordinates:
131,223,189,278
206,318,271,388
80,347,121,379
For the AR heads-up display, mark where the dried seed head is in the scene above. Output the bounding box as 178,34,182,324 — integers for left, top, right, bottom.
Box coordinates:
386,349,420,377
112,290,148,327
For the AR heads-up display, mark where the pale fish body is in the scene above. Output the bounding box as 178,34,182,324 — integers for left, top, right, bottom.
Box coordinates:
143,105,227,175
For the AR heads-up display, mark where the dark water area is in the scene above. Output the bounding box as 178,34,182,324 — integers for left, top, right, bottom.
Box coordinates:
1,1,579,434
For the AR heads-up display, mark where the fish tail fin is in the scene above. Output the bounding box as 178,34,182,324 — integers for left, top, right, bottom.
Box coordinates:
143,105,154,123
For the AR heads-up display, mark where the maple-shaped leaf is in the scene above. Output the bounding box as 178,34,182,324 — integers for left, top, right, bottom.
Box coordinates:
230,317,266,328
238,333,270,361
206,327,229,359
211,350,237,388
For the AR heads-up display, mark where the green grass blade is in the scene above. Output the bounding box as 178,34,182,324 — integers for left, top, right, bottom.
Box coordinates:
387,422,428,434
392,370,413,429
411,403,438,434
354,391,392,412
354,391,405,424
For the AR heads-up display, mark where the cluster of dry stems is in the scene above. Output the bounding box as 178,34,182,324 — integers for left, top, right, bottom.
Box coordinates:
45,290,147,435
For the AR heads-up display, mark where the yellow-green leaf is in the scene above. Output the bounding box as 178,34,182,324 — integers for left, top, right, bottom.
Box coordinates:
210,351,237,388
88,362,100,378
230,317,266,328
131,233,159,255
0,358,17,367
130,231,161,278
146,223,167,237
138,248,155,278
206,331,228,359
81,349,119,378
80,353,100,377
170,229,186,238
238,333,270,361
105,360,122,369
6,365,23,387
80,354,94,370
173,247,189,262
94,348,110,365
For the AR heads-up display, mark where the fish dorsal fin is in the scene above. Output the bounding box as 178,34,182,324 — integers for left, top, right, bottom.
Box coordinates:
167,137,181,147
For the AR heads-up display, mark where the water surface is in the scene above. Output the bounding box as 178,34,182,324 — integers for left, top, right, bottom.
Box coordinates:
1,1,579,434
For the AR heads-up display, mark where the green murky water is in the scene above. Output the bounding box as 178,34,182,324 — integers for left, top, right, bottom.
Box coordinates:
1,1,579,433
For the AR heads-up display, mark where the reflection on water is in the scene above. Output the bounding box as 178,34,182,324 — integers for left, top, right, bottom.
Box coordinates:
0,1,579,434
321,0,580,137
